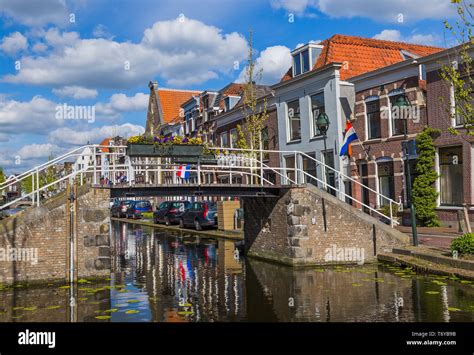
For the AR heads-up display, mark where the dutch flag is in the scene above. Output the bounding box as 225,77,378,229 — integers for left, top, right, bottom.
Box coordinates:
339,121,358,157
176,165,191,179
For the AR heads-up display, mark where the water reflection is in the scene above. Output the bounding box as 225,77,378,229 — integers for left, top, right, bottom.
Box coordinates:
0,221,472,322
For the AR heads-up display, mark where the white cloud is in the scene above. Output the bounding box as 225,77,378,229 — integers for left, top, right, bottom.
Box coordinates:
373,29,438,46
272,0,458,22
48,123,145,146
32,42,48,53
95,92,148,118
0,32,28,56
92,24,115,40
238,45,292,84
2,16,249,88
0,0,70,27
270,0,318,15
0,95,63,134
52,86,98,99
18,143,62,160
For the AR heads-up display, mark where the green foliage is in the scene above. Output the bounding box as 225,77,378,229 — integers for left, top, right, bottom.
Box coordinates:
235,124,249,150
450,233,474,255
379,203,399,220
440,0,474,135
241,30,268,150
412,127,441,227
0,167,5,185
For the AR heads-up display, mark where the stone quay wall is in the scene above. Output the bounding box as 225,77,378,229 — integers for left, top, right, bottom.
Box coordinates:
244,185,410,266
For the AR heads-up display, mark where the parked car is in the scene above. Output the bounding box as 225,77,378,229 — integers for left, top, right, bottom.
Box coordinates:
179,201,218,230
110,200,133,218
126,200,153,219
154,200,191,225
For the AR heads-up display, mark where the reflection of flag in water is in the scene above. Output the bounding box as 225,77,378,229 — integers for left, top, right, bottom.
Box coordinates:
339,121,358,157
187,258,194,280
178,261,186,281
176,165,191,179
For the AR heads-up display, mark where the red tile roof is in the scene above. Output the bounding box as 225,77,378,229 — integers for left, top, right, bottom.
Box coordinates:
99,138,111,152
281,34,443,82
157,88,201,124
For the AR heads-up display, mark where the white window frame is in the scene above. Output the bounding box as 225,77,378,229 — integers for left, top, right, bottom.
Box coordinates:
220,132,228,148
229,128,237,148
364,95,381,141
309,91,325,138
450,84,464,128
286,99,301,143
388,88,406,137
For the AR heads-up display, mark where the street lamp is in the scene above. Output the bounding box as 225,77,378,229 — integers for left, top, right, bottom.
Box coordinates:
393,94,418,246
316,112,330,191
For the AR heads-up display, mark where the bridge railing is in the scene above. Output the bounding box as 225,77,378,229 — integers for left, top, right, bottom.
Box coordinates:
1,144,400,227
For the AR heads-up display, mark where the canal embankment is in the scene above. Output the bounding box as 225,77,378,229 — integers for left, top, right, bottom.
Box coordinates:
110,217,244,241
378,246,474,281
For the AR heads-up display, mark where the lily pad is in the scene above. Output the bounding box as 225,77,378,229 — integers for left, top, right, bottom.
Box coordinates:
126,300,139,303
58,285,70,289
77,279,90,284
125,310,140,314
178,311,194,315
115,304,128,308
426,291,440,295
45,306,61,310
23,307,37,311
78,298,88,301
351,283,362,287
95,315,111,320
104,308,118,313
448,307,461,312
12,307,24,310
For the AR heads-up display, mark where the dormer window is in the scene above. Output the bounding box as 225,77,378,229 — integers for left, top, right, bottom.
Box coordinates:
292,43,323,77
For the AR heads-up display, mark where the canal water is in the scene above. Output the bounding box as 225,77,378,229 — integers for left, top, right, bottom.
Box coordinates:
0,221,473,322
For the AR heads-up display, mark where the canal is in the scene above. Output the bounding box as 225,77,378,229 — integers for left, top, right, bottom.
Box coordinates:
0,220,473,322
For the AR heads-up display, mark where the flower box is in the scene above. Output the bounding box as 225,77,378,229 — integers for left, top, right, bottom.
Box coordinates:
127,144,204,157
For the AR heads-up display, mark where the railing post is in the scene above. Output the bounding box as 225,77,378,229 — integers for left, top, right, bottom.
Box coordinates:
31,173,35,205
36,168,40,207
92,147,97,185
390,200,394,227
294,152,298,185
197,159,201,186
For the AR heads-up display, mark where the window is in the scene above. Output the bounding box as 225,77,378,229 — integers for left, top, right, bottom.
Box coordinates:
293,54,301,76
439,146,463,205
224,97,230,112
303,153,317,186
389,90,407,136
311,93,325,136
220,132,229,147
365,97,381,139
285,155,295,183
230,128,237,148
357,161,370,212
287,100,301,141
450,85,465,127
302,49,310,73
323,150,336,196
377,159,395,206
262,127,270,160
292,49,311,76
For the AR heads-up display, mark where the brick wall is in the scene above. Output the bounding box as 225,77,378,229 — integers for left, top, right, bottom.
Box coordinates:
244,185,409,266
350,76,427,208
426,69,474,212
0,185,111,285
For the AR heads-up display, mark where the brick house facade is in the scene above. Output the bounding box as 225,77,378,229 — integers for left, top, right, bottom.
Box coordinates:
421,46,474,225
349,65,428,212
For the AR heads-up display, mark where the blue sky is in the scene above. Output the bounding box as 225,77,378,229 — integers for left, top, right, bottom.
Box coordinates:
0,0,461,174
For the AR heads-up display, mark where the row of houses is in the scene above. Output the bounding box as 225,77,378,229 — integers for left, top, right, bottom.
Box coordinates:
142,34,473,226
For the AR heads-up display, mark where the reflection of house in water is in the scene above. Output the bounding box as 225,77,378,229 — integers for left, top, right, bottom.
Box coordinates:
110,224,247,322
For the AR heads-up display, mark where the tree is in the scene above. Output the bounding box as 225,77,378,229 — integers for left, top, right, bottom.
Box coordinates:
241,29,269,151
235,124,249,150
0,167,5,185
440,0,474,135
412,127,441,227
